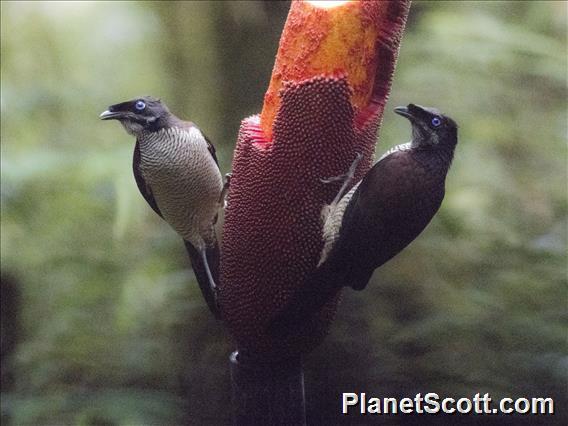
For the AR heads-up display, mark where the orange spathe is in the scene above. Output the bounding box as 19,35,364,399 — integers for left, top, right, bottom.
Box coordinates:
260,0,388,141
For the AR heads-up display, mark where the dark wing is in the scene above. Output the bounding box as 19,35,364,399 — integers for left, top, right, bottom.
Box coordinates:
322,185,375,290
179,121,219,166
269,152,414,335
326,150,418,290
195,129,221,225
329,149,446,290
133,140,163,218
202,132,219,166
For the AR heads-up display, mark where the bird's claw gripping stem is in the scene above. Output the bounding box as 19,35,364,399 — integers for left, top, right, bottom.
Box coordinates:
322,152,363,206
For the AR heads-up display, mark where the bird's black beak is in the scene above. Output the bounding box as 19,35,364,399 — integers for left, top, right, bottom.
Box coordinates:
99,109,123,120
394,104,424,120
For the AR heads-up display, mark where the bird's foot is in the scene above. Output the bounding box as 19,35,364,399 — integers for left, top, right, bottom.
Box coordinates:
321,152,363,205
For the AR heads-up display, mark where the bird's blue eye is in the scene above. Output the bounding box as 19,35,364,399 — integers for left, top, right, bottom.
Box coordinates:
135,100,146,111
431,117,441,127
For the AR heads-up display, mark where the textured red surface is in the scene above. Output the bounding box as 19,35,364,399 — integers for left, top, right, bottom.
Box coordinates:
221,77,376,360
220,2,410,361
261,0,411,141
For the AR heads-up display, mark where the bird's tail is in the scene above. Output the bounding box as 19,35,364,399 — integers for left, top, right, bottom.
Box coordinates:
184,240,221,319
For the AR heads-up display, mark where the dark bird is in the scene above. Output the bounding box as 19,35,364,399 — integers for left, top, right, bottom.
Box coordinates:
100,96,224,317
271,103,458,333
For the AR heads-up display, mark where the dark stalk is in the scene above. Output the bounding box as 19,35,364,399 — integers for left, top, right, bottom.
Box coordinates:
230,351,306,426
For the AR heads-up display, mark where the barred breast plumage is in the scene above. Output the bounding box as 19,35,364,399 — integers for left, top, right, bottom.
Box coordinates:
101,96,224,318
138,126,223,250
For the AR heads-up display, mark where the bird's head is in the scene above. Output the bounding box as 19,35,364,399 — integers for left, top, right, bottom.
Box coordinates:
394,104,458,149
100,96,171,136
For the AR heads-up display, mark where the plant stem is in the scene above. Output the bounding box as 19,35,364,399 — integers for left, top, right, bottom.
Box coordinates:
230,350,306,426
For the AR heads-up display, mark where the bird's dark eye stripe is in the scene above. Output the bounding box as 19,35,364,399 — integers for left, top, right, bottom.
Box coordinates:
135,100,146,111
431,117,441,127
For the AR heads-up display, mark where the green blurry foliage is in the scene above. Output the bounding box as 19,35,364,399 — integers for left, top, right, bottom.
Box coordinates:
1,1,566,425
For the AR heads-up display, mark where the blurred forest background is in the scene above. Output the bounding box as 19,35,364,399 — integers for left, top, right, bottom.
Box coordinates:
1,1,566,425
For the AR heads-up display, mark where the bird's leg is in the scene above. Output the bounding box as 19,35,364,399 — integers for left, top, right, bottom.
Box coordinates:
321,152,363,206
218,173,232,209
